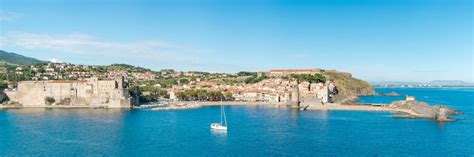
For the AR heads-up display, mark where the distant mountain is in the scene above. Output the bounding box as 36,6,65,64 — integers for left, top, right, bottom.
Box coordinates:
371,80,474,87
0,50,45,65
369,81,422,86
429,80,474,86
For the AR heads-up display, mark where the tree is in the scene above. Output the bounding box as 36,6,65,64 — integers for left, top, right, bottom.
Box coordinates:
174,89,225,101
0,81,8,90
45,97,55,105
179,79,190,84
129,86,141,97
224,92,234,100
244,75,266,84
237,71,257,76
208,91,223,101
176,91,188,101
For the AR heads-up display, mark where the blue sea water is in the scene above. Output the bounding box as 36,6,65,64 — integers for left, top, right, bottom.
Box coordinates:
0,88,473,156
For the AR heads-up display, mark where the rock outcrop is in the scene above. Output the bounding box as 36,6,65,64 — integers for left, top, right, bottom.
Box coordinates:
322,71,374,103
388,92,400,96
390,100,457,121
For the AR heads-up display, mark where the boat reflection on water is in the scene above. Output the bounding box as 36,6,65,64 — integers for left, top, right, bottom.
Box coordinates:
318,110,329,120
290,108,303,121
211,129,228,136
290,108,329,120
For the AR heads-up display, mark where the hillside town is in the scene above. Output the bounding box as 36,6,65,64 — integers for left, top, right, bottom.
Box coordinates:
169,69,338,104
1,62,343,108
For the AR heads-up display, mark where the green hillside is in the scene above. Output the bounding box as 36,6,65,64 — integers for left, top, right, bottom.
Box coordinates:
0,50,45,65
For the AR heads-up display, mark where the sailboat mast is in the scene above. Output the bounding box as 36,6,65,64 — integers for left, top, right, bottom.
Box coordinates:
223,106,227,126
220,105,223,124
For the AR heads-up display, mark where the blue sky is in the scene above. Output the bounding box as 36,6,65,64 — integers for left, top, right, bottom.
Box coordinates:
0,0,472,82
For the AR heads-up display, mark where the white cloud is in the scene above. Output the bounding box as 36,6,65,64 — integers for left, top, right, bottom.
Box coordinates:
49,58,64,63
0,31,210,64
0,11,18,22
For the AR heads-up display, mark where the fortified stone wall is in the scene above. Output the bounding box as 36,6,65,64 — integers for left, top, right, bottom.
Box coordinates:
6,77,132,108
300,97,323,107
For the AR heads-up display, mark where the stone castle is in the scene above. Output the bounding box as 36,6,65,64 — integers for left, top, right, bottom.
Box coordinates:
5,76,133,108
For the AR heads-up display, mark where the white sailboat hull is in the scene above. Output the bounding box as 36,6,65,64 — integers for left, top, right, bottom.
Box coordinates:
210,123,227,131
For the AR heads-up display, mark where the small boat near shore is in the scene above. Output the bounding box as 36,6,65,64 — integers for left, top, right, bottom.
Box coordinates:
211,105,228,131
150,102,201,111
140,103,168,109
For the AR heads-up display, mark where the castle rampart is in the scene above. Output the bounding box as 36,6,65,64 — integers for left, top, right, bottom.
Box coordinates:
5,77,132,108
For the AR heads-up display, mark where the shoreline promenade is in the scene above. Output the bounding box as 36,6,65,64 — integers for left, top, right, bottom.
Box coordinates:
159,101,419,115
0,100,453,121
0,101,428,116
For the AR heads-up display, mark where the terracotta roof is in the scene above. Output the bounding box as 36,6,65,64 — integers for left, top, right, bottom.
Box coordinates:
270,69,320,73
51,80,87,83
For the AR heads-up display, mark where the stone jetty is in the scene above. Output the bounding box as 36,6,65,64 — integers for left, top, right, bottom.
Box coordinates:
303,96,458,122
150,103,201,111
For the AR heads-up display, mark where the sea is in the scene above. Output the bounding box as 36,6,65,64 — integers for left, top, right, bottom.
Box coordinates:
0,88,473,156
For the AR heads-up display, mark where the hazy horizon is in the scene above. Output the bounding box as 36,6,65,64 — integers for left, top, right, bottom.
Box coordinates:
0,0,472,82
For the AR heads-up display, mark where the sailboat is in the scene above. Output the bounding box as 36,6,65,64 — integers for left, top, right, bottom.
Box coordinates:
210,106,228,131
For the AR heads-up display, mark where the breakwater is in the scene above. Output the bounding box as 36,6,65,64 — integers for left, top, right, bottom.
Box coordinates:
305,103,415,113
150,103,201,111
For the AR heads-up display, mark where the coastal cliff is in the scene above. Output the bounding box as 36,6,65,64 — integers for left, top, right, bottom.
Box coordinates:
322,71,374,103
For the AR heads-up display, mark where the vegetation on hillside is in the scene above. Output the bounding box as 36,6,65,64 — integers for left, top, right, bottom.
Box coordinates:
322,71,374,103
290,73,326,83
0,80,8,89
237,71,257,76
129,84,168,103
0,71,33,82
0,50,45,65
175,90,233,101
244,75,266,83
105,64,151,73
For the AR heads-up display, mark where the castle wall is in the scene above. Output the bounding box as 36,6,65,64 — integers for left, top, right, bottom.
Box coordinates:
9,78,132,108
